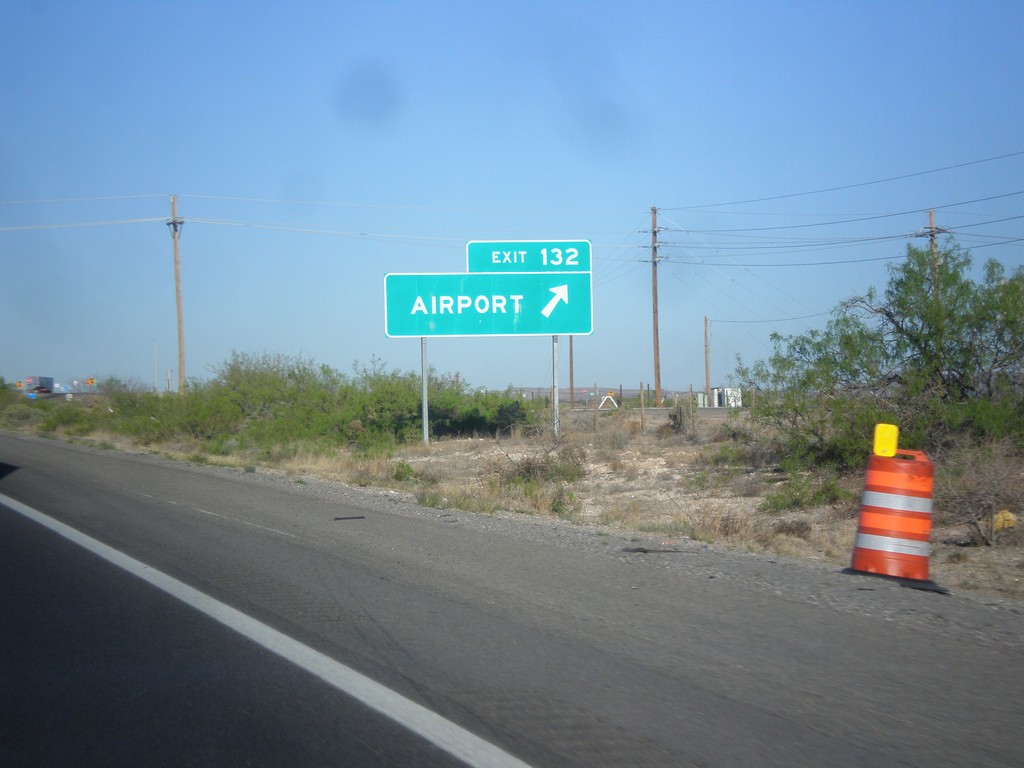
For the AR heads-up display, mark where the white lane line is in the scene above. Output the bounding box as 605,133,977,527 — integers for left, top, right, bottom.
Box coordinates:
1,492,533,768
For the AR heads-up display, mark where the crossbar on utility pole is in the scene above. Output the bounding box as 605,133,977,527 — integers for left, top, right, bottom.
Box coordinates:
166,195,186,394
915,209,949,313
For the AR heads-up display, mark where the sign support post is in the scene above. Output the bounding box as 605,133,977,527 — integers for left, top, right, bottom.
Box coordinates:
552,335,560,438
421,337,429,445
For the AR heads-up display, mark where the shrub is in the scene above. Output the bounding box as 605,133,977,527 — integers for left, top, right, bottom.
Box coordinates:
667,402,690,434
2,403,44,428
498,443,586,486
934,439,1024,546
0,379,22,410
390,461,415,482
773,519,813,540
39,403,98,435
0,354,559,463
496,400,529,433
549,485,580,519
760,471,854,514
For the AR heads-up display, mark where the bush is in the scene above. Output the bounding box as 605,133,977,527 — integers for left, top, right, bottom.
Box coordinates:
39,403,98,435
760,471,854,514
0,379,22,410
390,461,415,482
667,402,690,434
3,354,561,460
2,403,44,428
497,443,586,486
496,400,529,433
934,439,1024,546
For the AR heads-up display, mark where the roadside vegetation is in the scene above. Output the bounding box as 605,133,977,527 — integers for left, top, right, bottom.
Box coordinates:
2,239,1021,595
736,241,1024,548
1,354,537,456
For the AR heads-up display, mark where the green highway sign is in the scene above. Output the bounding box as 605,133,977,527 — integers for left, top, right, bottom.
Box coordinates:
467,240,591,273
385,271,593,338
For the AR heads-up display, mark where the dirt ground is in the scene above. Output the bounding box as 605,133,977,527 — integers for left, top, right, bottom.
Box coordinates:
23,404,1023,604
391,410,1024,603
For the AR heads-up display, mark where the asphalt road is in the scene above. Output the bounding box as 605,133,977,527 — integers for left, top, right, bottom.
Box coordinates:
0,505,465,768
1,433,1021,767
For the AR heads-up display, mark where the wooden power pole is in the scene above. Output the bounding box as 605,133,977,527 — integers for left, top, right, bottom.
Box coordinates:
650,206,662,406
704,315,711,407
167,195,186,394
916,209,948,313
927,209,947,315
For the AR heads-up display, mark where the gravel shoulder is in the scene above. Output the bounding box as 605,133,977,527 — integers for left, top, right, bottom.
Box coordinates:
8,428,1022,648
130,441,1024,651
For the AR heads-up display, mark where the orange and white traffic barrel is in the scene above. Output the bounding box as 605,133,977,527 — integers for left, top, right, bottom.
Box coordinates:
849,450,934,581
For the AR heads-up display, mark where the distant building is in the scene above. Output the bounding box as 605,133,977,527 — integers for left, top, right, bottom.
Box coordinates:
699,387,743,408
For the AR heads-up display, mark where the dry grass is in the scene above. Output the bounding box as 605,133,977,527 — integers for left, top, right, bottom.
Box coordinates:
391,414,1021,599
63,411,1022,600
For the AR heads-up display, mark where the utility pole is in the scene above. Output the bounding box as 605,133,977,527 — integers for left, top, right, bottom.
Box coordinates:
704,315,711,408
167,195,186,394
909,209,952,397
650,206,663,406
916,209,948,313
927,209,948,315
920,209,949,394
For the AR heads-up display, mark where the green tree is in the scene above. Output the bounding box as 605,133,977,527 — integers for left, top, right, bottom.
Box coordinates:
737,241,1024,469
737,312,893,468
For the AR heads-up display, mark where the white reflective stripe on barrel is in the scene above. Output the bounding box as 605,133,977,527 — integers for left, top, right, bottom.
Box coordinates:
860,489,933,514
853,532,931,557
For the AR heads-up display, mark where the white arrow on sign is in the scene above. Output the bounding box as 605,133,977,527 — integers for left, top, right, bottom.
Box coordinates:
540,284,569,318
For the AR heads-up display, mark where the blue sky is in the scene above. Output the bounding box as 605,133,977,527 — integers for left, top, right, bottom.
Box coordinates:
3,0,1022,395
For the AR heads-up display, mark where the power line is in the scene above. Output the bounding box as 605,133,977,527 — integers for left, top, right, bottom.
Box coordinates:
0,217,167,232
185,217,465,246
657,210,817,317
665,254,907,268
592,219,650,287
712,311,832,324
673,273,779,355
0,194,167,205
956,230,1024,242
658,191,1024,234
947,214,1024,230
660,150,1024,210
966,237,1024,250
656,233,910,252
178,193,642,218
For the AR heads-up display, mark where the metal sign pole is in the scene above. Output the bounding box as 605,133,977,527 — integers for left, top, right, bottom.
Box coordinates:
552,335,560,438
421,337,429,445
